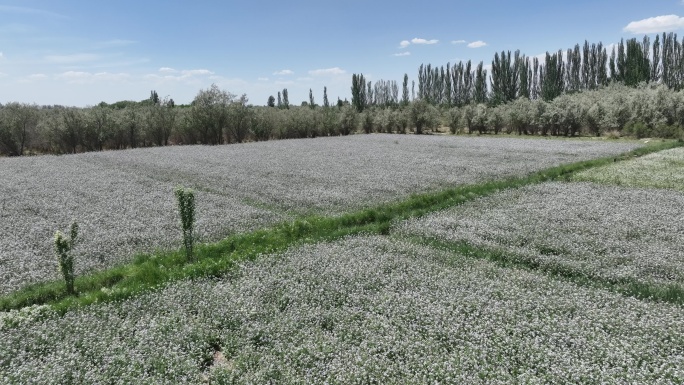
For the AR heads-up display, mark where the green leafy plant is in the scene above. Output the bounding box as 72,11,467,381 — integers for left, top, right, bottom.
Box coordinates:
175,187,196,261
54,222,78,295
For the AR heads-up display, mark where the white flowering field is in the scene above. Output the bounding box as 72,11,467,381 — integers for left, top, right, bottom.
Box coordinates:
573,146,684,190
396,181,684,288
2,236,682,384
0,135,639,293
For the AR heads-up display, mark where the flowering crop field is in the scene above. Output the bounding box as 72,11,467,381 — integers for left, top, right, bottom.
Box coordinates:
573,146,684,190
2,236,682,384
0,135,639,293
81,135,640,215
396,181,684,288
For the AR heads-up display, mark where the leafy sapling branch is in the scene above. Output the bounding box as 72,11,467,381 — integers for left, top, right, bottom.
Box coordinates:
54,222,78,295
175,187,196,261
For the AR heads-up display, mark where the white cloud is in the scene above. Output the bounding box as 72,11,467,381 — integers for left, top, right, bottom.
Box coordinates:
257,77,269,81
623,15,684,34
452,40,466,44
467,40,488,48
393,52,411,57
273,69,294,75
308,67,346,76
56,71,130,84
181,69,213,76
411,38,438,45
45,53,100,64
145,69,214,83
17,74,49,83
399,38,438,48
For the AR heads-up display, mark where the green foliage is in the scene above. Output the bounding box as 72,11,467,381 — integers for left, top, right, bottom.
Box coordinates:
447,107,461,134
409,99,438,134
189,84,234,145
351,74,367,112
281,88,290,110
490,50,520,105
54,222,78,295
0,103,39,156
362,111,373,134
624,121,650,139
308,88,315,109
653,124,684,140
175,187,196,262
541,50,565,101
337,105,358,135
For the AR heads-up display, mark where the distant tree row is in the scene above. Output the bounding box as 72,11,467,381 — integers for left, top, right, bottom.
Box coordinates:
407,33,684,107
350,74,403,112
5,33,684,156
0,85,362,156
3,81,684,157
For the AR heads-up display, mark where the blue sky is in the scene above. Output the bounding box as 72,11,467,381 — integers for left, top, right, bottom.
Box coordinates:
1,0,684,106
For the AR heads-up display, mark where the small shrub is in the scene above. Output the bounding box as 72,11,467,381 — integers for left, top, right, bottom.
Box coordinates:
624,121,651,139
54,222,78,295
653,124,683,140
604,130,622,139
175,187,196,261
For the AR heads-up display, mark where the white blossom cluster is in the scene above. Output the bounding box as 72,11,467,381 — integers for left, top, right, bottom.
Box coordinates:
0,135,638,293
1,236,682,384
573,146,684,190
396,181,684,287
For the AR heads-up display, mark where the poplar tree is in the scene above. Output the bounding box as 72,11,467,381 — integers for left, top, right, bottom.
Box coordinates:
351,74,367,112
651,34,661,83
402,74,409,106
473,62,488,104
282,88,290,109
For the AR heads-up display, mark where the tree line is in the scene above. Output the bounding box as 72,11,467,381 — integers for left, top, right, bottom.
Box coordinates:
0,84,363,156
4,33,684,157
403,33,684,108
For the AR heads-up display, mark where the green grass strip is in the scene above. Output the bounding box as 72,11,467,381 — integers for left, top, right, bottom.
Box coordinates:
403,235,684,306
1,139,681,314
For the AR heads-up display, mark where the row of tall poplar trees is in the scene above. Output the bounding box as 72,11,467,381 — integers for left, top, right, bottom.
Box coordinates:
352,33,684,111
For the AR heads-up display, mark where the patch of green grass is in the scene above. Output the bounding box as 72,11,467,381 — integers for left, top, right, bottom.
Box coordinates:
0,140,679,314
573,143,684,190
